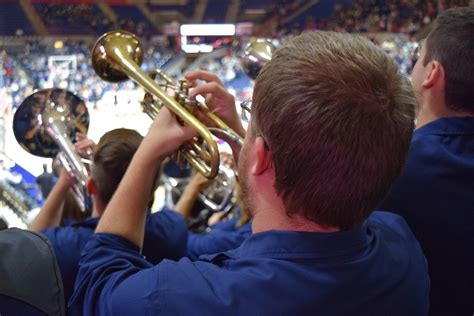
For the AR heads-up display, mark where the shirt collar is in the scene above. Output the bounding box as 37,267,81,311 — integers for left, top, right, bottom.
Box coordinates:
415,116,474,136
199,220,373,262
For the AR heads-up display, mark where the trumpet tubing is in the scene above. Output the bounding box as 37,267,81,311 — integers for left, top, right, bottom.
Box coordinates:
92,30,243,179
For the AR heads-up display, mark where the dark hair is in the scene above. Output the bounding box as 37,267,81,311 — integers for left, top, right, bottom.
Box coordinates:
91,129,147,205
423,7,474,113
252,31,416,230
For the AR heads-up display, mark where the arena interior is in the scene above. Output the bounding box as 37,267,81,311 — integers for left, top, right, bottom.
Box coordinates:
0,0,473,315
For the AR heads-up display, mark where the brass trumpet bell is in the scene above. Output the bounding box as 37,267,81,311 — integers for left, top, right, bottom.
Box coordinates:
242,39,275,80
92,30,143,83
13,88,90,211
13,88,89,158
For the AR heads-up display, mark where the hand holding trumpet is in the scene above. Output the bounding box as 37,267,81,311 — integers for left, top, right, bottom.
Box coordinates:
185,70,246,139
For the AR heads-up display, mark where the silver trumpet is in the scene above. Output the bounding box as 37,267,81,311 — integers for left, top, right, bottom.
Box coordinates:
13,88,90,212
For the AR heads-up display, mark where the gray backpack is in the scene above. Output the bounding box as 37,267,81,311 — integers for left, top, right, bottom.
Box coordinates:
0,228,65,315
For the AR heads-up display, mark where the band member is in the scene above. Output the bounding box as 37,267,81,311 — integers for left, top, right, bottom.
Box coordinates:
70,31,429,314
174,172,251,260
29,128,187,306
380,7,474,315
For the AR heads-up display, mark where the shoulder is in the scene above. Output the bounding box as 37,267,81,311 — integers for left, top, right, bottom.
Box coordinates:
146,208,187,234
41,224,93,249
367,211,418,243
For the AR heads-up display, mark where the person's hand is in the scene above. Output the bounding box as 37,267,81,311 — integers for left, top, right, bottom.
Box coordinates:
207,211,227,226
74,132,95,159
141,107,197,161
188,172,214,192
220,152,236,169
57,168,74,189
184,70,245,138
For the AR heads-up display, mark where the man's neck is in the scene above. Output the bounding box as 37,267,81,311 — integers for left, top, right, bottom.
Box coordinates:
91,196,105,218
416,102,474,129
91,208,101,218
251,207,340,234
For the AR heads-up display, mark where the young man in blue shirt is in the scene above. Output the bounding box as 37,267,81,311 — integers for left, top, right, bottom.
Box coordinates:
29,128,187,307
380,7,474,315
70,31,429,315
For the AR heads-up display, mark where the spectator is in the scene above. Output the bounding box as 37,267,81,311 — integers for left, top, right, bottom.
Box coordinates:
36,163,56,199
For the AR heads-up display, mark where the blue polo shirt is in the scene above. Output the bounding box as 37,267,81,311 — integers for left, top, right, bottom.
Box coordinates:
41,208,187,306
380,116,474,315
187,219,252,260
69,211,429,315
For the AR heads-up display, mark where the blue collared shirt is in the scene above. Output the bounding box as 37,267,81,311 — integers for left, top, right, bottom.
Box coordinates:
41,209,187,306
380,116,474,315
70,211,429,315
187,219,252,260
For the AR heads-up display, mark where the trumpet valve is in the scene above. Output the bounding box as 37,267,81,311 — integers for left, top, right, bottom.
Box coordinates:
179,79,190,95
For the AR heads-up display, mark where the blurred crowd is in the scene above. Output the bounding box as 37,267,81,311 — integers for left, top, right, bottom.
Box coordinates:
35,3,153,36
0,36,416,116
2,0,471,116
264,0,471,37
1,40,173,114
36,4,112,35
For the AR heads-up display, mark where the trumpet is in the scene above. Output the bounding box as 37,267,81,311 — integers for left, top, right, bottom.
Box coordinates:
240,39,275,123
12,88,90,212
91,30,243,179
241,39,275,80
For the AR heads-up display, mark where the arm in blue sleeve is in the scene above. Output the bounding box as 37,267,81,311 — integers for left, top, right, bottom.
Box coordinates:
69,232,233,315
186,223,251,260
69,233,158,315
143,209,188,263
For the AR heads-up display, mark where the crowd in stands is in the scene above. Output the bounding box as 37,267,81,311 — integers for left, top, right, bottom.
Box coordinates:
0,35,416,116
116,18,151,37
35,3,153,36
35,4,112,35
2,0,470,115
263,0,471,37
1,40,173,113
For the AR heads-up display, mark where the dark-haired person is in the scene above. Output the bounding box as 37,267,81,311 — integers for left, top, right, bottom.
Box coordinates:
29,128,187,308
70,32,429,314
36,163,56,199
380,7,474,315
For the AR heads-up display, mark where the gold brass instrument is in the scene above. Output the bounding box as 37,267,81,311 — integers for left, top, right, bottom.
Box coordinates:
91,30,243,179
241,39,275,80
142,71,238,214
198,160,236,213
13,88,90,211
161,154,237,217
240,39,275,122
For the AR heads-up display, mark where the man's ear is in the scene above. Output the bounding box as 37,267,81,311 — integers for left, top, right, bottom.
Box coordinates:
86,178,97,196
422,60,444,89
251,136,272,176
